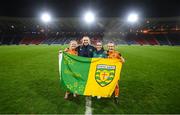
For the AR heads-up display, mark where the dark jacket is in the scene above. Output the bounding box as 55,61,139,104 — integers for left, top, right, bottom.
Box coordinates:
76,44,96,58
93,49,107,58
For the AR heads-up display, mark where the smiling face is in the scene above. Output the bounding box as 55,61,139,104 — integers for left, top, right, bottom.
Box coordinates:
69,40,78,50
96,42,103,51
107,42,115,52
82,36,90,46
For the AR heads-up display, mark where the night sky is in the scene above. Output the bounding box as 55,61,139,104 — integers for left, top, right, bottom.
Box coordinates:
0,0,180,18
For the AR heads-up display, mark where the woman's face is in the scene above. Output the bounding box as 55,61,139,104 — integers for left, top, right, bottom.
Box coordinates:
82,37,90,46
96,42,102,51
107,43,115,51
70,41,77,50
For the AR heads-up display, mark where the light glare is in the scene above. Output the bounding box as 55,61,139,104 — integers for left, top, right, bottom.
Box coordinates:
84,11,95,23
127,13,138,23
41,13,51,23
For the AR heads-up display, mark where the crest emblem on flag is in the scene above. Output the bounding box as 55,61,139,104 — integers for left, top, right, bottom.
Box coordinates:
95,64,116,87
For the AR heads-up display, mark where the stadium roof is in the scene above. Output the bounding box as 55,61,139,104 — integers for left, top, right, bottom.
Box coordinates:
0,0,180,18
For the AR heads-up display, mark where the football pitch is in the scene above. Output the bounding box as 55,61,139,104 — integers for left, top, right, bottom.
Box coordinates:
0,45,180,114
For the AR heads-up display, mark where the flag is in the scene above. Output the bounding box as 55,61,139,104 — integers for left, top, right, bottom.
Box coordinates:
59,52,122,97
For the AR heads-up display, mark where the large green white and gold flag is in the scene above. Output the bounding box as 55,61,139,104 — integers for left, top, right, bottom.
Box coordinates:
59,52,122,97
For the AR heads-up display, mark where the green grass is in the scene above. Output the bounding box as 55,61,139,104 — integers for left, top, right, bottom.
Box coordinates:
0,45,180,114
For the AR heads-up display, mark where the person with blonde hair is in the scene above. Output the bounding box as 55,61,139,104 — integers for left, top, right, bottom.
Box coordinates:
107,42,125,104
59,40,78,99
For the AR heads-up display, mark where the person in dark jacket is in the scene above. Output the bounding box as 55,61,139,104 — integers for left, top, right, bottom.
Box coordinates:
76,36,96,58
93,41,107,99
75,36,95,105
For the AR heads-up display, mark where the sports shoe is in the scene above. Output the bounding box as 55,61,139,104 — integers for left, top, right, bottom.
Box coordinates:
114,97,119,104
64,93,69,99
73,93,77,97
97,96,101,99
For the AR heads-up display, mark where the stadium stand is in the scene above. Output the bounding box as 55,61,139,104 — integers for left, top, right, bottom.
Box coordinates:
167,34,180,45
156,34,170,45
0,17,180,46
11,35,23,45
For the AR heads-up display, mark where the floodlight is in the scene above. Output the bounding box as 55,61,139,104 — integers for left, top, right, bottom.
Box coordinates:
41,12,51,23
84,11,95,23
127,13,139,23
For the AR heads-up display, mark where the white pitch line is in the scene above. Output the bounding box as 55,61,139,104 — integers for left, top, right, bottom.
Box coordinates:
85,96,92,115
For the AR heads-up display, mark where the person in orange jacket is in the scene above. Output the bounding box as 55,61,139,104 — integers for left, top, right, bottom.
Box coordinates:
59,40,78,99
107,42,125,104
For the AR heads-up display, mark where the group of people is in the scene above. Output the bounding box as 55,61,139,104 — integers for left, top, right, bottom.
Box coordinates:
59,36,125,103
